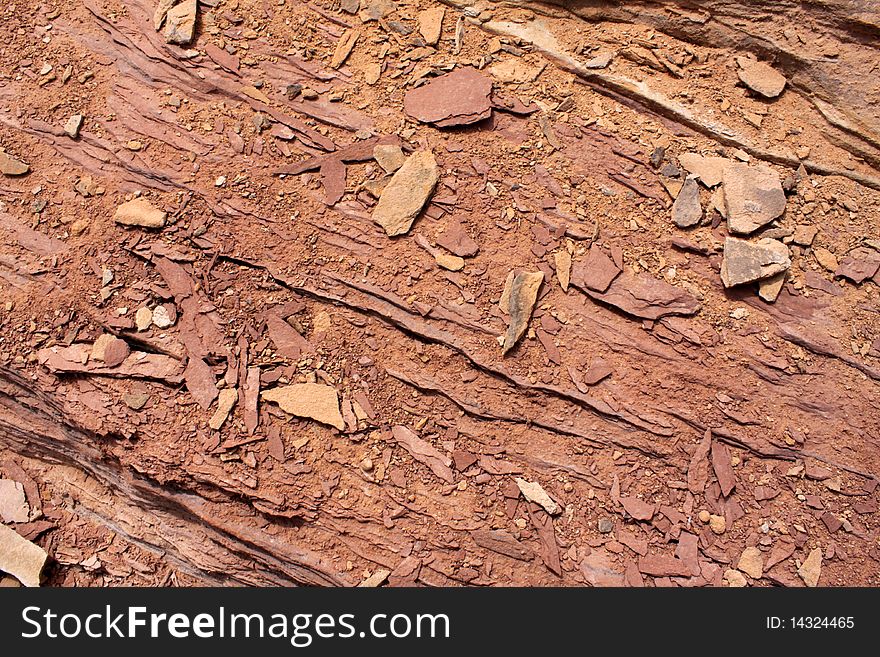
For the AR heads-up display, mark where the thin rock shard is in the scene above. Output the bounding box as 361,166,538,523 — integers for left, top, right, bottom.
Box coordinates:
391,425,454,483
262,383,345,430
372,151,439,236
501,271,544,355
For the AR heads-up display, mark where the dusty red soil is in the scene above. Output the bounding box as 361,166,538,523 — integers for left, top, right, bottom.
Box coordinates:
0,0,879,587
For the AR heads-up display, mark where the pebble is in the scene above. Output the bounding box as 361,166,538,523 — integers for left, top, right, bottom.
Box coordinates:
724,568,748,587
135,307,153,331
114,197,167,229
597,518,614,534
64,114,84,139
163,0,197,45
152,304,176,329
0,149,30,176
813,246,838,272
709,514,726,534
70,219,89,236
124,392,150,410
698,510,711,523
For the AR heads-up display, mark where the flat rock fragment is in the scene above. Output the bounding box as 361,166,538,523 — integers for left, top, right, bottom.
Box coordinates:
491,59,542,85
418,7,444,46
798,547,822,587
262,384,345,430
583,358,613,385
584,50,615,69
0,524,47,587
373,144,406,174
758,271,786,302
584,273,701,320
766,540,796,570
102,338,131,368
721,237,790,287
320,158,346,206
209,388,238,430
330,29,359,69
114,198,167,229
835,248,880,283
554,250,572,291
791,225,818,247
813,247,839,272
514,477,559,515
0,150,30,176
724,569,748,587
737,58,787,98
204,42,240,73
266,314,313,360
0,480,29,523
37,346,183,382
500,271,543,355
687,429,712,494
414,233,464,271
372,151,438,236
358,569,390,588
470,529,534,561
436,219,479,257
404,67,492,127
391,426,453,483
184,357,219,411
580,549,625,586
572,245,620,292
153,0,177,30
712,440,736,497
671,176,702,228
678,153,730,188
242,367,260,435
722,162,786,235
620,496,654,521
638,554,692,577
